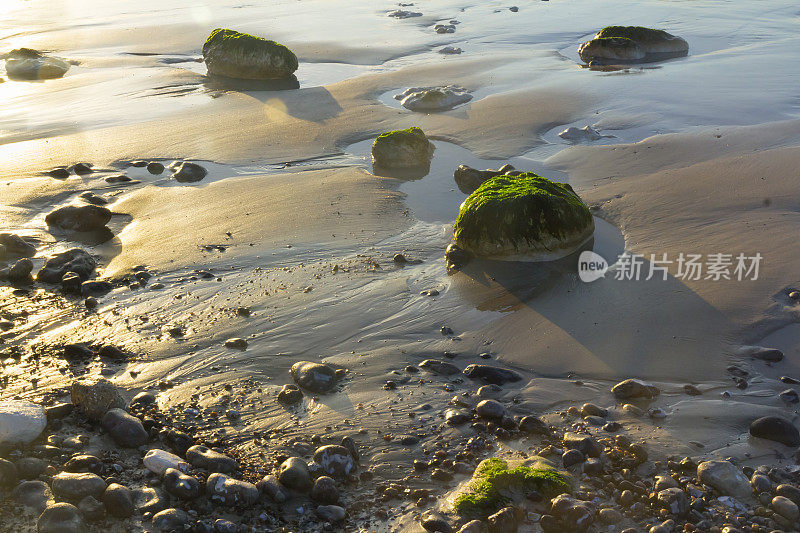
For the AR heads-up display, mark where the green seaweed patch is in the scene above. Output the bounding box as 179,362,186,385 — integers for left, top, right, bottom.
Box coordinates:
453,173,592,252
374,126,429,146
453,458,570,519
596,26,670,43
203,28,298,69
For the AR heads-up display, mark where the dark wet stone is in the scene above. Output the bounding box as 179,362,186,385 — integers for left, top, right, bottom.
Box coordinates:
65,454,103,475
419,359,460,375
431,468,453,482
8,258,33,283
257,474,289,503
45,205,111,232
172,162,207,183
562,449,584,467
162,428,194,455
311,475,339,504
206,473,259,506
130,160,148,167
316,505,346,522
16,457,48,479
185,444,238,473
213,519,238,533
278,384,304,404
100,408,148,448
61,272,83,293
278,457,311,491
519,415,549,435
463,364,522,385
446,408,471,425
750,416,800,446
751,347,784,362
563,432,602,457
488,506,517,532
47,167,71,179
611,378,659,399
37,502,85,533
780,389,799,403
13,480,52,511
129,391,156,410
97,344,126,360
421,510,453,532
313,445,355,477
0,233,36,258
153,508,190,532
164,467,200,500
476,399,505,419
38,249,96,283
341,435,359,463
63,343,93,360
73,163,93,175
147,162,165,174
134,486,168,514
105,175,132,183
77,495,105,521
290,361,338,393
657,487,689,517
80,280,112,296
52,472,106,500
445,243,470,271
79,192,107,206
102,483,134,518
776,484,800,507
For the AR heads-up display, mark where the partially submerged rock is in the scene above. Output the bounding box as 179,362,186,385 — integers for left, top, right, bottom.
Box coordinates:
291,361,338,393
0,233,36,259
45,205,112,232
371,127,435,169
394,85,472,112
203,28,298,79
578,26,688,64
453,163,514,194
4,48,70,80
452,173,594,260
171,162,207,183
450,457,571,519
37,249,96,283
558,125,602,142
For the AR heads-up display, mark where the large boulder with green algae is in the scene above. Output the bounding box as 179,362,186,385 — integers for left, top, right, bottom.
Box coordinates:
371,127,435,168
449,457,571,519
202,28,298,79
453,173,594,260
578,26,688,63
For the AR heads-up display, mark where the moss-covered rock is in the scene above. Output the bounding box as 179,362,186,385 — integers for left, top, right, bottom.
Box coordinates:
578,26,688,63
371,127,435,168
453,173,594,260
202,28,298,80
451,457,571,519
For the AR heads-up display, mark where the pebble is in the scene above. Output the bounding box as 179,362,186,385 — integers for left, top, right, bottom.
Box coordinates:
134,486,168,514
163,467,200,500
612,378,660,399
697,460,752,500
0,400,47,446
152,508,190,532
311,475,339,504
78,495,105,521
64,455,102,475
147,161,165,174
171,162,207,183
257,474,289,503
779,389,799,403
476,399,506,419
445,408,472,425
206,473,259,506
316,504,346,522
278,384,304,404
419,359,460,375
313,445,355,477
462,364,522,385
291,361,338,393
421,510,453,532
562,449,584,467
278,456,311,490
0,458,18,487
771,495,800,521
185,445,238,473
13,480,53,512
37,503,85,533
102,483,134,518
224,337,247,350
70,377,126,421
749,416,800,446
100,408,148,448
519,415,549,434
52,472,106,500
144,449,189,476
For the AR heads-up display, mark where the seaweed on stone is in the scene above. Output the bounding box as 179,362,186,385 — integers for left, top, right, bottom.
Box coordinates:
453,458,570,519
203,28,298,79
453,173,592,254
596,26,672,44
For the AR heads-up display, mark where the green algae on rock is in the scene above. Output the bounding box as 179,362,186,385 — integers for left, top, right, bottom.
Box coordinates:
578,26,688,63
453,173,594,260
202,28,298,79
451,457,571,519
371,127,435,168
3,48,70,80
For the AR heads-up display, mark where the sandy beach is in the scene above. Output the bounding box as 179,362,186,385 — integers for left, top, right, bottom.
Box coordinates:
2,0,800,532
